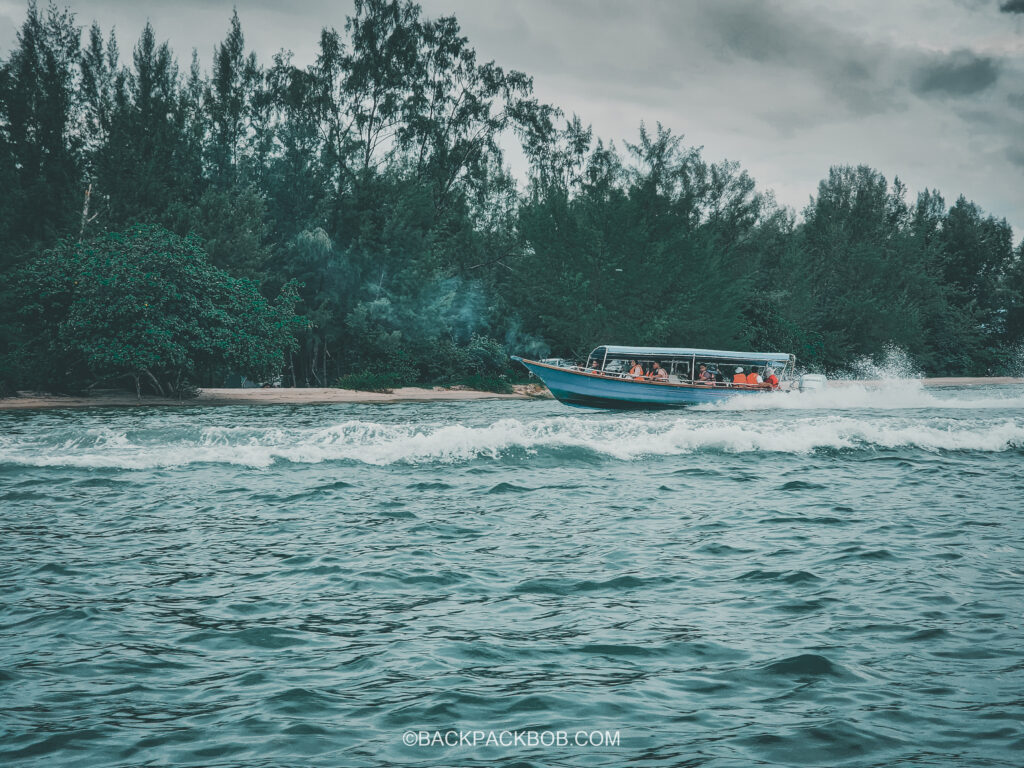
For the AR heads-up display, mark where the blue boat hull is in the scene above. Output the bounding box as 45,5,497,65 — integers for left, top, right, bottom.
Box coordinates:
514,357,771,409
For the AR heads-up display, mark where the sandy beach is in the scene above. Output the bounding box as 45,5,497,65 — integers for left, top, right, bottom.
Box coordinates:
0,378,1020,410
0,384,552,410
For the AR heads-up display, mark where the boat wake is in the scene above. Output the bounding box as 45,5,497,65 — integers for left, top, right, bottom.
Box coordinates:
698,346,1024,411
695,379,1024,412
2,413,1022,469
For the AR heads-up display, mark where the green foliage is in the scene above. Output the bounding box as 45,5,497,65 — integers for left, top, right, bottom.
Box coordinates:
507,123,768,358
334,371,406,392
424,335,512,386
183,185,271,279
786,167,1016,374
334,334,513,392
0,2,83,266
6,225,299,396
0,1,1022,392
453,375,513,394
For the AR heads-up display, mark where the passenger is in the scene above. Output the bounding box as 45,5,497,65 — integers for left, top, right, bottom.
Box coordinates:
732,366,747,385
652,361,668,381
697,364,713,383
589,360,601,374
765,367,779,389
746,368,761,386
628,359,644,379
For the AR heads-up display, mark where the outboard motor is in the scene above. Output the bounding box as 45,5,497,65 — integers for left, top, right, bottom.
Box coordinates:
798,373,827,392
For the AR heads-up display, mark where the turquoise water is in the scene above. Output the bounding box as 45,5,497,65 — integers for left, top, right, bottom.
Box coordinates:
2,381,1023,767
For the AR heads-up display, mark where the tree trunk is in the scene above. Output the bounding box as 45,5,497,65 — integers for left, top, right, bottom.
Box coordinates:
134,374,141,401
79,182,91,239
310,338,321,386
142,368,166,398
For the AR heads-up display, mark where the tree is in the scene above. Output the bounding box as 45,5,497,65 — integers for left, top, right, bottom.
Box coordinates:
790,166,951,368
402,13,531,213
0,1,82,265
2,1,1021,389
206,9,260,184
939,197,1016,371
85,22,203,233
9,225,299,396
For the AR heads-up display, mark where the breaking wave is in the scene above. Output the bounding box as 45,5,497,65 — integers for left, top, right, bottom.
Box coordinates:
695,379,1024,412
2,414,1021,469
697,344,1024,412
696,344,1024,415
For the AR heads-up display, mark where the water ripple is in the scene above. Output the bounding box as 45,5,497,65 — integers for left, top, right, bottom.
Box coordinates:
1,392,1022,766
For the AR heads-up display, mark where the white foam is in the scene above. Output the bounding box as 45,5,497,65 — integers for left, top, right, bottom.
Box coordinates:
693,343,1024,411
695,380,1024,412
1,414,1021,469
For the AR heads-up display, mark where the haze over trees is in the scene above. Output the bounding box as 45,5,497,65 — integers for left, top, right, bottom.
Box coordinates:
1,1,1022,394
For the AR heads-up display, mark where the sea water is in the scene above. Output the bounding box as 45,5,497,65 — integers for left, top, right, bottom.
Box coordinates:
1,381,1022,767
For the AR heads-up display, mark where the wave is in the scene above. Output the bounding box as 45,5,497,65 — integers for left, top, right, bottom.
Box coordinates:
694,344,1023,412
694,379,1024,412
1,414,1021,469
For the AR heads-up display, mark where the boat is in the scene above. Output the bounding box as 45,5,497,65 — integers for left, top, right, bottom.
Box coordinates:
513,345,796,409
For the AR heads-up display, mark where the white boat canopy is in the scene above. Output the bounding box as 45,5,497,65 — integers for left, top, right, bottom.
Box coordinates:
592,346,792,364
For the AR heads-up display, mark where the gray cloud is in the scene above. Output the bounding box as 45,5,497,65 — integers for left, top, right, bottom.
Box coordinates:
1000,0,1024,13
0,11,16,52
914,50,1000,97
700,1,899,116
701,2,1008,111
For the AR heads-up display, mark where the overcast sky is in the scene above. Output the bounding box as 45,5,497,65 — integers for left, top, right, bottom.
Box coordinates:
2,0,1022,236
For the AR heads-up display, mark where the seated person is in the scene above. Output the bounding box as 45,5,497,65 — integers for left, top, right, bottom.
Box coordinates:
652,361,668,381
764,367,779,389
628,359,644,379
732,366,747,384
697,364,713,383
746,368,761,386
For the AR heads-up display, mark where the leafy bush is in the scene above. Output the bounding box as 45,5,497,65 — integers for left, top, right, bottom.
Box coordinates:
459,335,511,378
335,371,408,392
7,225,300,396
451,374,514,393
417,334,512,387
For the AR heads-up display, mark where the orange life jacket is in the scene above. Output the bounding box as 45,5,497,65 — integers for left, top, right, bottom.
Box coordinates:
746,372,760,385
733,372,746,384
630,365,644,378
767,374,779,388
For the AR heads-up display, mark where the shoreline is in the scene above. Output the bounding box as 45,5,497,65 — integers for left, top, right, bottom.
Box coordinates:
0,385,550,410
0,377,1020,410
